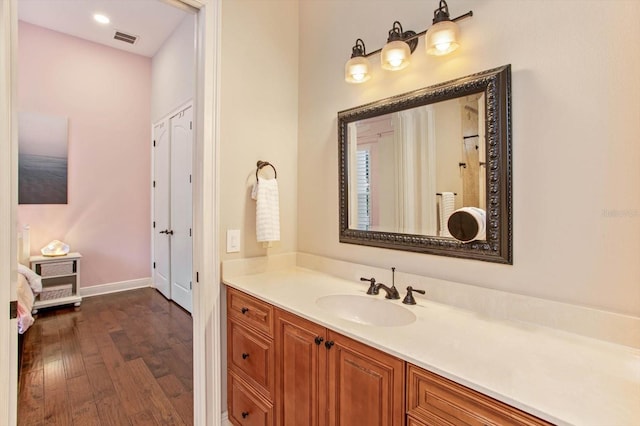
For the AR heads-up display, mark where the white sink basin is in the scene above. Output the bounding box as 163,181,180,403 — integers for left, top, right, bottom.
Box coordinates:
315,294,416,327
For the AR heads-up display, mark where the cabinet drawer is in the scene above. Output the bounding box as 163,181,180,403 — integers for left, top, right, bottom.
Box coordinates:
229,371,274,426
38,260,75,277
228,288,274,336
407,365,551,426
229,321,274,399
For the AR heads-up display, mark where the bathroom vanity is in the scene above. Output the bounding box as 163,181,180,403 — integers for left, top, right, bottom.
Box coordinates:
227,286,549,425
223,254,640,426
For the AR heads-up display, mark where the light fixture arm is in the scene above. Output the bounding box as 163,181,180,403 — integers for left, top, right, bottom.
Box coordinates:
433,0,451,23
359,11,472,59
387,21,406,42
351,38,367,58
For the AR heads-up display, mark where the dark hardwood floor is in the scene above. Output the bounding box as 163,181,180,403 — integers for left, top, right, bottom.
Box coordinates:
18,288,193,425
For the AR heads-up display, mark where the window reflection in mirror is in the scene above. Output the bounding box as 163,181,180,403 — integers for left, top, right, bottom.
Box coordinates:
348,93,486,238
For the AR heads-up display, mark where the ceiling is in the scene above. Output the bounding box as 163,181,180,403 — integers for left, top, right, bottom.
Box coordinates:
18,0,189,58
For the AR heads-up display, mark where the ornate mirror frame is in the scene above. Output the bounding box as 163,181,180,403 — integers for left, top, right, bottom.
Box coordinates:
338,65,512,264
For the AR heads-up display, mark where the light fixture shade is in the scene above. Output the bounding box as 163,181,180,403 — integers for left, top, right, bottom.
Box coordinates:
426,20,460,56
345,56,371,83
381,40,411,71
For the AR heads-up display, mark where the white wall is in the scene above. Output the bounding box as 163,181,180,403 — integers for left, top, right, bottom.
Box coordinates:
219,0,299,260
218,0,299,412
297,0,640,316
151,14,195,123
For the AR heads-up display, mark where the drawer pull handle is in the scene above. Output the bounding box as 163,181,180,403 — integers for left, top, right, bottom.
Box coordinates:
241,411,249,419
241,307,249,314
314,336,324,345
242,352,250,360
324,340,334,350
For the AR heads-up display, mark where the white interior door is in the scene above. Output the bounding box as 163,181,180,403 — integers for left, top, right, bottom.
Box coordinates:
170,106,193,313
152,121,171,299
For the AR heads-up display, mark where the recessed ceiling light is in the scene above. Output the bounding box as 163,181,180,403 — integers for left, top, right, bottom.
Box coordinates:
93,14,110,25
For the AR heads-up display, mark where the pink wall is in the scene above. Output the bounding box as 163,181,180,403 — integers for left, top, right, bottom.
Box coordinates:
18,22,152,288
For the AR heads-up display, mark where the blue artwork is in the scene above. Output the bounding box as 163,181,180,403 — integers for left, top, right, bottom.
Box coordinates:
18,112,68,204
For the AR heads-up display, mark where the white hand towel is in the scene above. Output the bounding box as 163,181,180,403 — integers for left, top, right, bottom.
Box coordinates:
439,192,455,237
254,177,280,243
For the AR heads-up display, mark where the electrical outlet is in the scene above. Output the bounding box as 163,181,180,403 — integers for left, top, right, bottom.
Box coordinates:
227,229,240,253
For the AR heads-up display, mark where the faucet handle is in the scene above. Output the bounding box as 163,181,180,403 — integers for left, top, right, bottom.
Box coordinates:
360,277,378,295
402,286,426,305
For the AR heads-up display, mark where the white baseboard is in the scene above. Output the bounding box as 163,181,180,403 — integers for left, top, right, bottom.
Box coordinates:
80,277,152,298
221,411,231,425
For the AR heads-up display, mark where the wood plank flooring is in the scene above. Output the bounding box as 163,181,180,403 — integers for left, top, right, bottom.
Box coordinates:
18,288,193,425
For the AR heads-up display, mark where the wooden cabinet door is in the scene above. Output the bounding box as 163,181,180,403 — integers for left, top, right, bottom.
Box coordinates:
326,330,405,426
275,310,328,426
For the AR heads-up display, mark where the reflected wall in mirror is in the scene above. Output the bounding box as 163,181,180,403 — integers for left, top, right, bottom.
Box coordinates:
349,93,485,236
338,65,512,264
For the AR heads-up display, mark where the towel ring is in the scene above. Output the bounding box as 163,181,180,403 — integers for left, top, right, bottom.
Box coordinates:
256,161,277,181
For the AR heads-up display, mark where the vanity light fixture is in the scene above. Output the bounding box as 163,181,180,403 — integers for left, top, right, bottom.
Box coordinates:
344,0,472,83
345,39,372,83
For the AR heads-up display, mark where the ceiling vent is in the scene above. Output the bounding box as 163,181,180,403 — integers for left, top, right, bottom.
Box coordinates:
113,30,138,45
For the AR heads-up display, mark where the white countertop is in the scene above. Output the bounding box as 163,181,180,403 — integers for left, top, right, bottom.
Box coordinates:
223,266,640,426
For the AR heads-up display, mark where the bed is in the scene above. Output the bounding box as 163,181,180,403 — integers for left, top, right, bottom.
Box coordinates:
16,226,40,373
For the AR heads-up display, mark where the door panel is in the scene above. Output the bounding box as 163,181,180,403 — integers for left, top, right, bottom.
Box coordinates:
275,310,327,426
170,106,193,312
152,122,171,299
327,331,405,426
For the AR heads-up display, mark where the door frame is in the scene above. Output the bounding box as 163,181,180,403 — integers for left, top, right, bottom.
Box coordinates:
0,0,18,424
0,0,222,424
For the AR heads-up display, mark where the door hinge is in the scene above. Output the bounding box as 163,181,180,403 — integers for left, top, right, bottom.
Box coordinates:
153,140,156,147
189,174,192,183
189,228,192,237
189,281,192,290
153,262,156,269
10,300,17,319
196,272,199,283
152,180,156,188
190,121,192,130
153,221,156,228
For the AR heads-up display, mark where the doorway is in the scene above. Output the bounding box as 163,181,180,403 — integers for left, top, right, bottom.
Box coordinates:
0,0,222,424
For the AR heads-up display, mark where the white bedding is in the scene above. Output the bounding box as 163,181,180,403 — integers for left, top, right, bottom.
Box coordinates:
17,273,35,334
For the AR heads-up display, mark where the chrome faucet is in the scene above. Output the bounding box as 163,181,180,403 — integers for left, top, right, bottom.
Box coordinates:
373,267,400,299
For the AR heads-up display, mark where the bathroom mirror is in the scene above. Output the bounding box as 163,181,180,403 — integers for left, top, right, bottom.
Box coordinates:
338,65,512,264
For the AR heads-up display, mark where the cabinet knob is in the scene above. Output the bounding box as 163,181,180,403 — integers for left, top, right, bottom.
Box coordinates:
324,340,334,350
241,307,249,314
241,411,249,419
242,352,250,360
314,336,324,345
